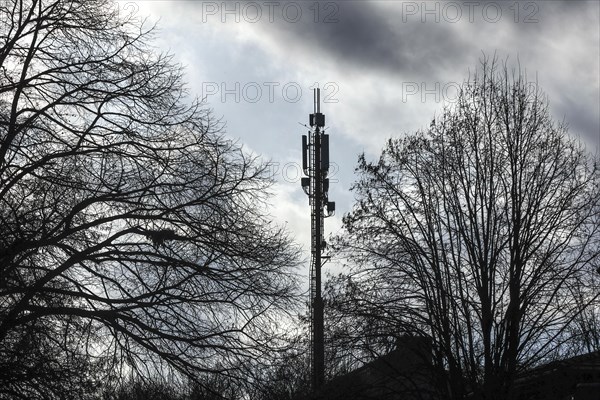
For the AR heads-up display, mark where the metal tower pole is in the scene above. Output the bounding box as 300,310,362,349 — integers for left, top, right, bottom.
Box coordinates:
301,88,334,393
313,119,324,391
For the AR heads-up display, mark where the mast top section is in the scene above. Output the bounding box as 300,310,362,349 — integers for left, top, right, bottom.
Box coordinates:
310,88,325,128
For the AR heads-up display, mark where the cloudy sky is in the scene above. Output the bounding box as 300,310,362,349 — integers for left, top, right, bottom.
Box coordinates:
122,0,600,289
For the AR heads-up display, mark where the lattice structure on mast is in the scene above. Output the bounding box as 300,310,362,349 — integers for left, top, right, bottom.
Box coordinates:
301,88,335,392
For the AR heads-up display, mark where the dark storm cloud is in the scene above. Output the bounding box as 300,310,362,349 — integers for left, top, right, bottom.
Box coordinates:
197,0,480,79
256,0,472,78
225,0,598,82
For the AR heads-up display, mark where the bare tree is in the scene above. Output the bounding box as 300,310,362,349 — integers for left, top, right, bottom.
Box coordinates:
0,0,300,398
247,332,311,400
333,57,600,400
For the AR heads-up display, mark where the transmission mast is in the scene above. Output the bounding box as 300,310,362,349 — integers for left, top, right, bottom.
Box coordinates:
301,88,335,392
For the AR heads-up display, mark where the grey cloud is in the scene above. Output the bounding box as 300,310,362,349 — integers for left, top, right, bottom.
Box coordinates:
258,1,472,79
190,0,598,146
230,1,598,82
555,95,600,151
